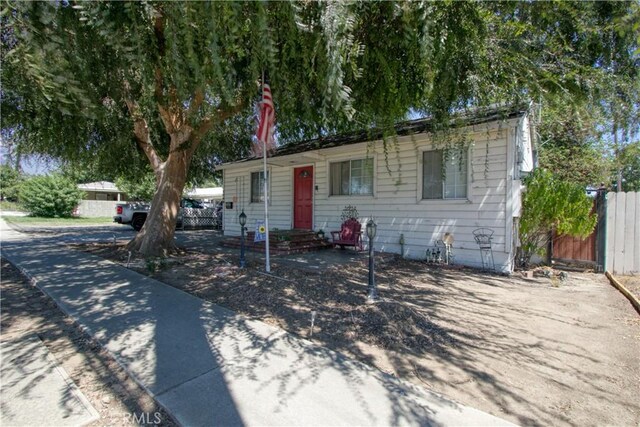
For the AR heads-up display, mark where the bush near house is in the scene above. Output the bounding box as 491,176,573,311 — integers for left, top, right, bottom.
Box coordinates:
19,175,83,217
0,165,23,202
518,169,596,268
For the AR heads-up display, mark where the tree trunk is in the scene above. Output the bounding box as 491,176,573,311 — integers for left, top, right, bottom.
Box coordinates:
127,147,192,257
122,75,242,257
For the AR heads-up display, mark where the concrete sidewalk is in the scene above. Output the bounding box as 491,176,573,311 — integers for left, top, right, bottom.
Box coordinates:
1,334,99,426
1,223,513,426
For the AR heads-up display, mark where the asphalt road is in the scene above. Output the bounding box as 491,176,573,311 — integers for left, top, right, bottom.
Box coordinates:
3,222,225,250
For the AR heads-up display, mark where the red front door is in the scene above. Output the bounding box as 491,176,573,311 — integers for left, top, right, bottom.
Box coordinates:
294,166,313,229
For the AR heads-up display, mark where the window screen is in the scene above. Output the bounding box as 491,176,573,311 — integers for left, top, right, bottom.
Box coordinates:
422,149,467,199
251,171,269,203
330,158,373,196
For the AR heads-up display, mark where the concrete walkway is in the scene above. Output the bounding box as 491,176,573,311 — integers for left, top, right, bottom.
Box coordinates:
1,221,513,426
1,334,99,426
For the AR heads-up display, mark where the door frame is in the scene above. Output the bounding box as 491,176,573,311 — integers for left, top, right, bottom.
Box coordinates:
291,164,315,230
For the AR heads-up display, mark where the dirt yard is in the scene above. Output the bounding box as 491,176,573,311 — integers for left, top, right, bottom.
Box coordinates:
618,275,640,301
73,243,639,427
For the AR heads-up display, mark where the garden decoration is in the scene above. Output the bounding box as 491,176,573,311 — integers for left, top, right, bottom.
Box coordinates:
473,228,495,272
239,210,247,268
366,219,379,303
426,233,455,265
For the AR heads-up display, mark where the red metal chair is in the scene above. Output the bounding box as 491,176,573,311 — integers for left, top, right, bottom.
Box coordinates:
331,219,363,251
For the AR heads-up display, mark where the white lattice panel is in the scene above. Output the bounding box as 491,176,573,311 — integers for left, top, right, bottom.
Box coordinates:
182,208,222,228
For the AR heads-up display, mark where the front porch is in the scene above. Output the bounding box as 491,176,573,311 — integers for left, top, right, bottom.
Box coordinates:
221,229,334,255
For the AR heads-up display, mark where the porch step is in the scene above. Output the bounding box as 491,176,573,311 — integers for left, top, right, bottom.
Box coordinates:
221,229,333,255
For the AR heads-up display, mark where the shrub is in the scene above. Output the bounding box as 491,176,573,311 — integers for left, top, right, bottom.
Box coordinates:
19,174,83,217
0,165,23,202
145,257,167,273
517,169,597,268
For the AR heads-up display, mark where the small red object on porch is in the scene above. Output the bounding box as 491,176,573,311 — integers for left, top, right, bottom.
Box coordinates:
331,219,363,251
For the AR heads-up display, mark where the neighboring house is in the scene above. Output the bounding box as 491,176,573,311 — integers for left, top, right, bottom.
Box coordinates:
219,106,535,273
76,181,128,217
77,181,128,201
186,187,224,203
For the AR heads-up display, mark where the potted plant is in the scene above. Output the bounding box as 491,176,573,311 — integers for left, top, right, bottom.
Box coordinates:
317,229,325,239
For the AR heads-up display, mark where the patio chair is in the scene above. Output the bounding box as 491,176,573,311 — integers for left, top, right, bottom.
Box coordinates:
331,219,363,251
473,228,495,272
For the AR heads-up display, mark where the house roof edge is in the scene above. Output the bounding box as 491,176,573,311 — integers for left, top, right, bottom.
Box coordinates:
218,104,529,170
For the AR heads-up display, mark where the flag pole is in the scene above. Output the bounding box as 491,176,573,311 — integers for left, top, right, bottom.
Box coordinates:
262,70,271,273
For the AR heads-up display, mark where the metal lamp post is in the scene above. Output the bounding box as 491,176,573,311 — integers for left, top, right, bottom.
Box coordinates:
366,219,378,303
239,210,247,268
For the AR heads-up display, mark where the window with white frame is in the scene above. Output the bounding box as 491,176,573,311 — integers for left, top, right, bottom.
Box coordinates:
250,171,269,203
422,149,468,199
330,158,374,196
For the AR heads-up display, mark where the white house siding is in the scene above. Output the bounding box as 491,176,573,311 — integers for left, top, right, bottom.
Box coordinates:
222,117,527,273
222,165,295,233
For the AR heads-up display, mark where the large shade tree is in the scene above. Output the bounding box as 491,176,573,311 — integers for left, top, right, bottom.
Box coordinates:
2,1,637,256
537,100,611,186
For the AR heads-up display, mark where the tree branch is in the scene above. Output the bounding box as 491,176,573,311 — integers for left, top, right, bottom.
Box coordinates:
153,6,167,101
123,96,164,174
153,7,179,134
154,67,165,109
184,98,249,156
157,103,176,134
188,88,205,117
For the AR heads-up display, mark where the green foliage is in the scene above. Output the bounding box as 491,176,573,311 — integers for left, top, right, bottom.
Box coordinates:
0,200,24,212
538,102,611,186
0,165,23,201
115,172,156,202
196,175,222,188
340,205,359,222
2,216,112,225
4,2,637,161
19,175,83,217
615,140,640,192
518,169,597,267
60,162,115,185
2,1,638,253
539,144,610,187
145,257,167,274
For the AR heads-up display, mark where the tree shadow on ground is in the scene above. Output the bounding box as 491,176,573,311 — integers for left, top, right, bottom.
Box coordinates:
0,258,176,426
36,225,640,427
2,239,471,426
143,248,640,427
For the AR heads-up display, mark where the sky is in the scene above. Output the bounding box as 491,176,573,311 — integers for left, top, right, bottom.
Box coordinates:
0,145,59,175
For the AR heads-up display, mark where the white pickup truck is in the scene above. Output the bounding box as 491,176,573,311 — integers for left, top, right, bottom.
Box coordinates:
113,202,152,231
113,200,197,231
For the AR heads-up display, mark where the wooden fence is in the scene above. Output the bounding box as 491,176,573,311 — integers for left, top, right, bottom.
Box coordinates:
552,232,596,263
552,190,606,269
605,191,640,275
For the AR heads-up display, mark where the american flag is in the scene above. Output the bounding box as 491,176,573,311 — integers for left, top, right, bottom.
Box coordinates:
253,83,276,156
